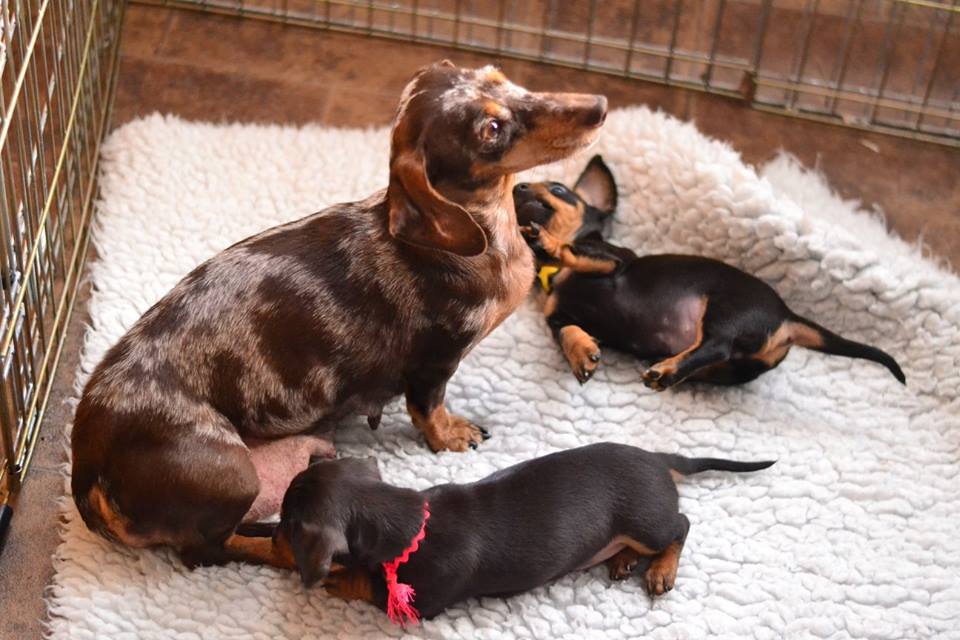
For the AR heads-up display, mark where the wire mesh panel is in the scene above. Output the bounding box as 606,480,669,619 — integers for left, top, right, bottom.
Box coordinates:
137,0,959,146
0,0,125,540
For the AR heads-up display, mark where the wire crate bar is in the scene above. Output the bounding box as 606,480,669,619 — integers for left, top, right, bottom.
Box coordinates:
135,0,960,147
0,0,125,545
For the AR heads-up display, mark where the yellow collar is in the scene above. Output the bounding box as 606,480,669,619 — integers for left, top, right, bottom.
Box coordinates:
537,265,560,293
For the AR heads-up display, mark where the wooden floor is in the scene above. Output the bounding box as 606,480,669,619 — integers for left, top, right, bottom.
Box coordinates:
114,6,960,267
1,5,957,638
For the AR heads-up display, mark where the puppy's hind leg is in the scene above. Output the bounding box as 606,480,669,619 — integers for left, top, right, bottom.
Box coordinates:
607,547,650,581
643,297,730,390
642,513,690,596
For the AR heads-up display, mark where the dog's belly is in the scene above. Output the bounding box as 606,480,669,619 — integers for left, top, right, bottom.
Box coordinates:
242,434,336,522
576,535,630,570
645,295,705,355
573,292,703,358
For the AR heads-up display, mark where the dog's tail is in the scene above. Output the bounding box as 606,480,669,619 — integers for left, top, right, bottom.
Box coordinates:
658,453,776,477
786,314,905,384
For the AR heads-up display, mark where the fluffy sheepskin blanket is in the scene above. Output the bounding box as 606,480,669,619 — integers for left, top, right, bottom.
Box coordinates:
47,109,960,639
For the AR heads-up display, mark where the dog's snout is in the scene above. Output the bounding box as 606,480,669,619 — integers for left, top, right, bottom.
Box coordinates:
513,182,533,202
584,96,608,128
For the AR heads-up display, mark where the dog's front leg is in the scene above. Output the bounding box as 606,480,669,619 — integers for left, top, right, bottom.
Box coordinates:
406,370,489,452
521,223,620,275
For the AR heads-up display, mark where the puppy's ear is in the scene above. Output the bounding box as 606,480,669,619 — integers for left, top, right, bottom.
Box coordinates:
287,520,344,588
387,149,488,256
574,155,617,216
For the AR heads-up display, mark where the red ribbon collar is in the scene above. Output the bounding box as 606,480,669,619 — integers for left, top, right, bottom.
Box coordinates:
382,501,431,627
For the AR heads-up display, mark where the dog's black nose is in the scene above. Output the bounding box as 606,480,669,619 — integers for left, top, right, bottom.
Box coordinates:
583,96,608,127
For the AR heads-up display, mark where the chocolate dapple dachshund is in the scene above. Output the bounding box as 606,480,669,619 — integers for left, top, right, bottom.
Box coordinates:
71,61,608,568
514,156,905,389
273,444,774,623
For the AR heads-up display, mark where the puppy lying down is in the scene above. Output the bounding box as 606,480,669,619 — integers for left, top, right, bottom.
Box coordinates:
272,443,774,624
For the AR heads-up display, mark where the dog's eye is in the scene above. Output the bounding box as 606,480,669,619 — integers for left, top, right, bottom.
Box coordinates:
550,186,566,196
480,119,501,143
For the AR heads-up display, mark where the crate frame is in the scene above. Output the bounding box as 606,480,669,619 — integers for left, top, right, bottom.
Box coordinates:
135,0,959,147
0,0,125,545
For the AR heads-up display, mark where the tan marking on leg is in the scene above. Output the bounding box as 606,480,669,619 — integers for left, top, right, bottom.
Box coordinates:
644,540,683,596
543,292,559,318
323,565,376,603
620,537,659,556
552,267,572,287
223,534,296,570
644,296,708,390
559,325,601,383
607,547,643,581
527,184,584,246
407,403,482,452
786,320,824,348
88,485,169,548
558,248,618,274
527,222,617,274
753,321,795,367
271,529,298,568
669,469,683,483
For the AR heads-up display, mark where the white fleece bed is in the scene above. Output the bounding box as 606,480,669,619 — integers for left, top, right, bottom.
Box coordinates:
47,109,960,639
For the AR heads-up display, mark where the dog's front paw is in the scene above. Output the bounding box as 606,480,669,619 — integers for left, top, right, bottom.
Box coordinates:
426,415,490,453
559,326,601,384
644,554,679,596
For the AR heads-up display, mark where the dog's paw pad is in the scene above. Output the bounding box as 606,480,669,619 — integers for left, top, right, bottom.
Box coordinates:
642,367,669,391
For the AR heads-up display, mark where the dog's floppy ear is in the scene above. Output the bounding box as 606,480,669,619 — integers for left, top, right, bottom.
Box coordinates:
574,155,617,216
286,520,345,588
387,148,488,257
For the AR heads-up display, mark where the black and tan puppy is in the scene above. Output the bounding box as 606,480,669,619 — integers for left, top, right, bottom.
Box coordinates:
70,62,608,569
514,156,906,389
275,444,774,622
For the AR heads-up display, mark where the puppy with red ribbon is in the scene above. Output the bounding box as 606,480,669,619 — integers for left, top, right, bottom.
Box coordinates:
271,444,773,625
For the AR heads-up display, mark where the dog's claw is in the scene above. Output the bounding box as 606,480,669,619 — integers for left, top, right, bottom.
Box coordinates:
520,223,541,240
468,441,478,450
589,353,601,363
479,426,491,440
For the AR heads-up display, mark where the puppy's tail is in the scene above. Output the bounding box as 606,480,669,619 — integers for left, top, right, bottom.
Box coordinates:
658,454,776,477
787,314,905,385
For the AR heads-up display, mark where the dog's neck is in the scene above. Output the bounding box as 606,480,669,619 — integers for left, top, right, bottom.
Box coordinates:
438,175,521,256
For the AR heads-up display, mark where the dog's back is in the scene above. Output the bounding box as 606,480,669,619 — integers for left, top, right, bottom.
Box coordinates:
402,443,772,617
